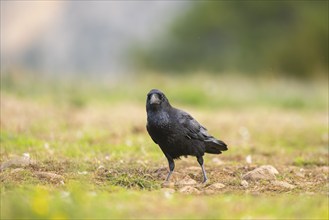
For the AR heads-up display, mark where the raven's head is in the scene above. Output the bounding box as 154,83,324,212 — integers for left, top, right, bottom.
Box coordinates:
146,89,171,111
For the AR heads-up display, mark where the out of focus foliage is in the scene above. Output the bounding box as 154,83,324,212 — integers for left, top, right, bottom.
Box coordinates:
134,1,328,77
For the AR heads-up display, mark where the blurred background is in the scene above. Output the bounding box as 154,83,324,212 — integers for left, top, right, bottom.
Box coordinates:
1,1,328,79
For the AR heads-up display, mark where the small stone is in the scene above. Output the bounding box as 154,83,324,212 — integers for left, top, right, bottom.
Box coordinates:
178,186,200,194
22,153,30,159
294,168,305,178
176,176,197,186
240,180,249,188
295,172,305,178
0,156,36,171
242,165,279,181
272,180,296,189
245,155,252,164
207,183,225,190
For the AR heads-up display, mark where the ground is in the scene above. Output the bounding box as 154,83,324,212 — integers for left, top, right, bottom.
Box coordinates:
0,74,328,219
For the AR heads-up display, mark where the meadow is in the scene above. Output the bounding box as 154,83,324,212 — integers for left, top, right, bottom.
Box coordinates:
1,73,328,219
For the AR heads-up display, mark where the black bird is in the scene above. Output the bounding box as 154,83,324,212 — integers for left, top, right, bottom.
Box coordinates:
146,89,228,183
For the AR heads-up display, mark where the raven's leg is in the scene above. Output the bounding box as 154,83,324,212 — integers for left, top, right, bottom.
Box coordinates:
197,156,208,183
165,156,175,182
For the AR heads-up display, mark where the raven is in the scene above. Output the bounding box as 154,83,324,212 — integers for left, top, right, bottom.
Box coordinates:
146,89,227,183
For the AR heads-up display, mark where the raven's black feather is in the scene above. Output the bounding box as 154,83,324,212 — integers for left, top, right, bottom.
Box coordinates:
146,89,227,183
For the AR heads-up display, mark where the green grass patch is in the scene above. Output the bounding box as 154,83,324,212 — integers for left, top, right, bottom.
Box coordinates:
1,186,328,219
1,73,327,110
293,156,328,167
105,167,161,190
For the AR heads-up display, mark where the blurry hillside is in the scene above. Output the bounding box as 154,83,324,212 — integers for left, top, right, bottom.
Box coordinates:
134,1,328,78
1,1,185,76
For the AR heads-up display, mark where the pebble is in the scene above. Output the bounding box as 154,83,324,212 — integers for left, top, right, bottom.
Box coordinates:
206,183,225,190
178,186,200,194
272,180,296,189
240,180,249,188
242,165,279,181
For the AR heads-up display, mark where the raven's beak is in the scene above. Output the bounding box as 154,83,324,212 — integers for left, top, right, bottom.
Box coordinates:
149,94,161,105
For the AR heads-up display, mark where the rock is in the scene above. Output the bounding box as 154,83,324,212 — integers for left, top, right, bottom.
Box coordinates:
178,186,200,194
176,176,197,186
207,183,225,190
240,180,249,188
242,165,279,181
272,180,296,189
34,171,64,184
295,171,305,178
0,156,36,171
245,155,252,164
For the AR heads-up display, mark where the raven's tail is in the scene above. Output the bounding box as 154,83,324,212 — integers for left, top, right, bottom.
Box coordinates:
204,137,228,154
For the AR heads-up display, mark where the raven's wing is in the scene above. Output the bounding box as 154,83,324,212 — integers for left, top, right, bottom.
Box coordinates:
177,110,227,153
177,110,209,140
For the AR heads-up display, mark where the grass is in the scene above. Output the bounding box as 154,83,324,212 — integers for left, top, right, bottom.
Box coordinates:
2,73,327,110
2,187,328,219
1,72,328,219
